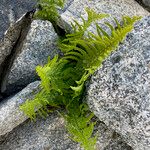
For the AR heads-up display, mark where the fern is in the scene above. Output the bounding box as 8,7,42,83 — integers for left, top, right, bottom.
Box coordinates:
58,8,109,53
20,5,141,150
61,15,141,93
65,16,141,72
65,101,97,150
34,0,65,22
60,15,141,149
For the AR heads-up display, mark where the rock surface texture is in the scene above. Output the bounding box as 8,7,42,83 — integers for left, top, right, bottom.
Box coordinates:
86,16,150,150
0,0,150,150
0,81,132,150
1,20,59,95
60,0,150,149
0,0,36,39
0,11,34,96
0,81,40,136
142,0,150,9
0,0,74,40
61,0,149,21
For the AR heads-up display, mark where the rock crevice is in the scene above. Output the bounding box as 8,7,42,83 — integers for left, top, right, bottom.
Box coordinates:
0,0,150,149
0,10,34,98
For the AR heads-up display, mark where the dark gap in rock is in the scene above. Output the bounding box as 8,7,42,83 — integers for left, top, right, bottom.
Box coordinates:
0,0,37,40
51,17,72,38
0,10,35,98
135,0,150,12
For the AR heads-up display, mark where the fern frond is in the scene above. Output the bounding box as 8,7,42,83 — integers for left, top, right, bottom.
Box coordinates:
83,8,109,31
63,16,141,74
20,90,58,120
59,9,108,53
34,0,65,22
20,5,142,149
65,101,97,150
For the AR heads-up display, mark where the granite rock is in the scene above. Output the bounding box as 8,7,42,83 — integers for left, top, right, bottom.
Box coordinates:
0,81,40,136
61,0,149,23
0,113,132,150
0,0,36,39
0,11,32,67
0,0,149,149
0,0,74,40
86,16,150,150
0,11,33,95
1,20,59,95
142,0,150,9
0,79,132,150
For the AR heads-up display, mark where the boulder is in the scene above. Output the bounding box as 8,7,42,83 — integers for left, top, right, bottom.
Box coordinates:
0,0,74,40
0,81,40,136
0,0,73,97
0,11,34,96
86,16,150,150
0,0,149,149
61,0,149,45
0,19,59,96
142,0,150,10
60,1,150,149
61,0,149,22
0,112,132,150
0,80,132,150
0,0,36,39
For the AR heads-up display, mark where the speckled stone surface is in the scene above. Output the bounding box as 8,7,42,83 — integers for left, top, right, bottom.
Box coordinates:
142,0,150,9
0,81,40,136
0,80,132,150
61,0,149,44
0,0,36,39
61,0,149,22
0,113,132,150
0,0,74,40
3,20,59,95
0,0,149,149
86,16,150,150
0,11,33,70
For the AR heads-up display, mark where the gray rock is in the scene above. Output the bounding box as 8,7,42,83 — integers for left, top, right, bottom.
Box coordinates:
1,20,59,95
0,81,40,136
0,11,33,95
0,113,132,150
0,80,131,150
61,0,149,45
61,0,149,22
0,0,74,40
86,16,150,150
142,0,150,9
61,1,150,149
0,0,36,39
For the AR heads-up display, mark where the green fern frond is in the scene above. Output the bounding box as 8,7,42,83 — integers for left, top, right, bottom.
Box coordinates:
65,101,97,150
34,0,65,22
63,16,141,74
59,9,108,53
20,6,142,150
20,90,56,120
77,8,109,32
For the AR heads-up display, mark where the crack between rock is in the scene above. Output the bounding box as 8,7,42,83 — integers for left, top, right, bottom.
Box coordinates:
135,0,150,12
0,7,71,100
0,10,34,98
